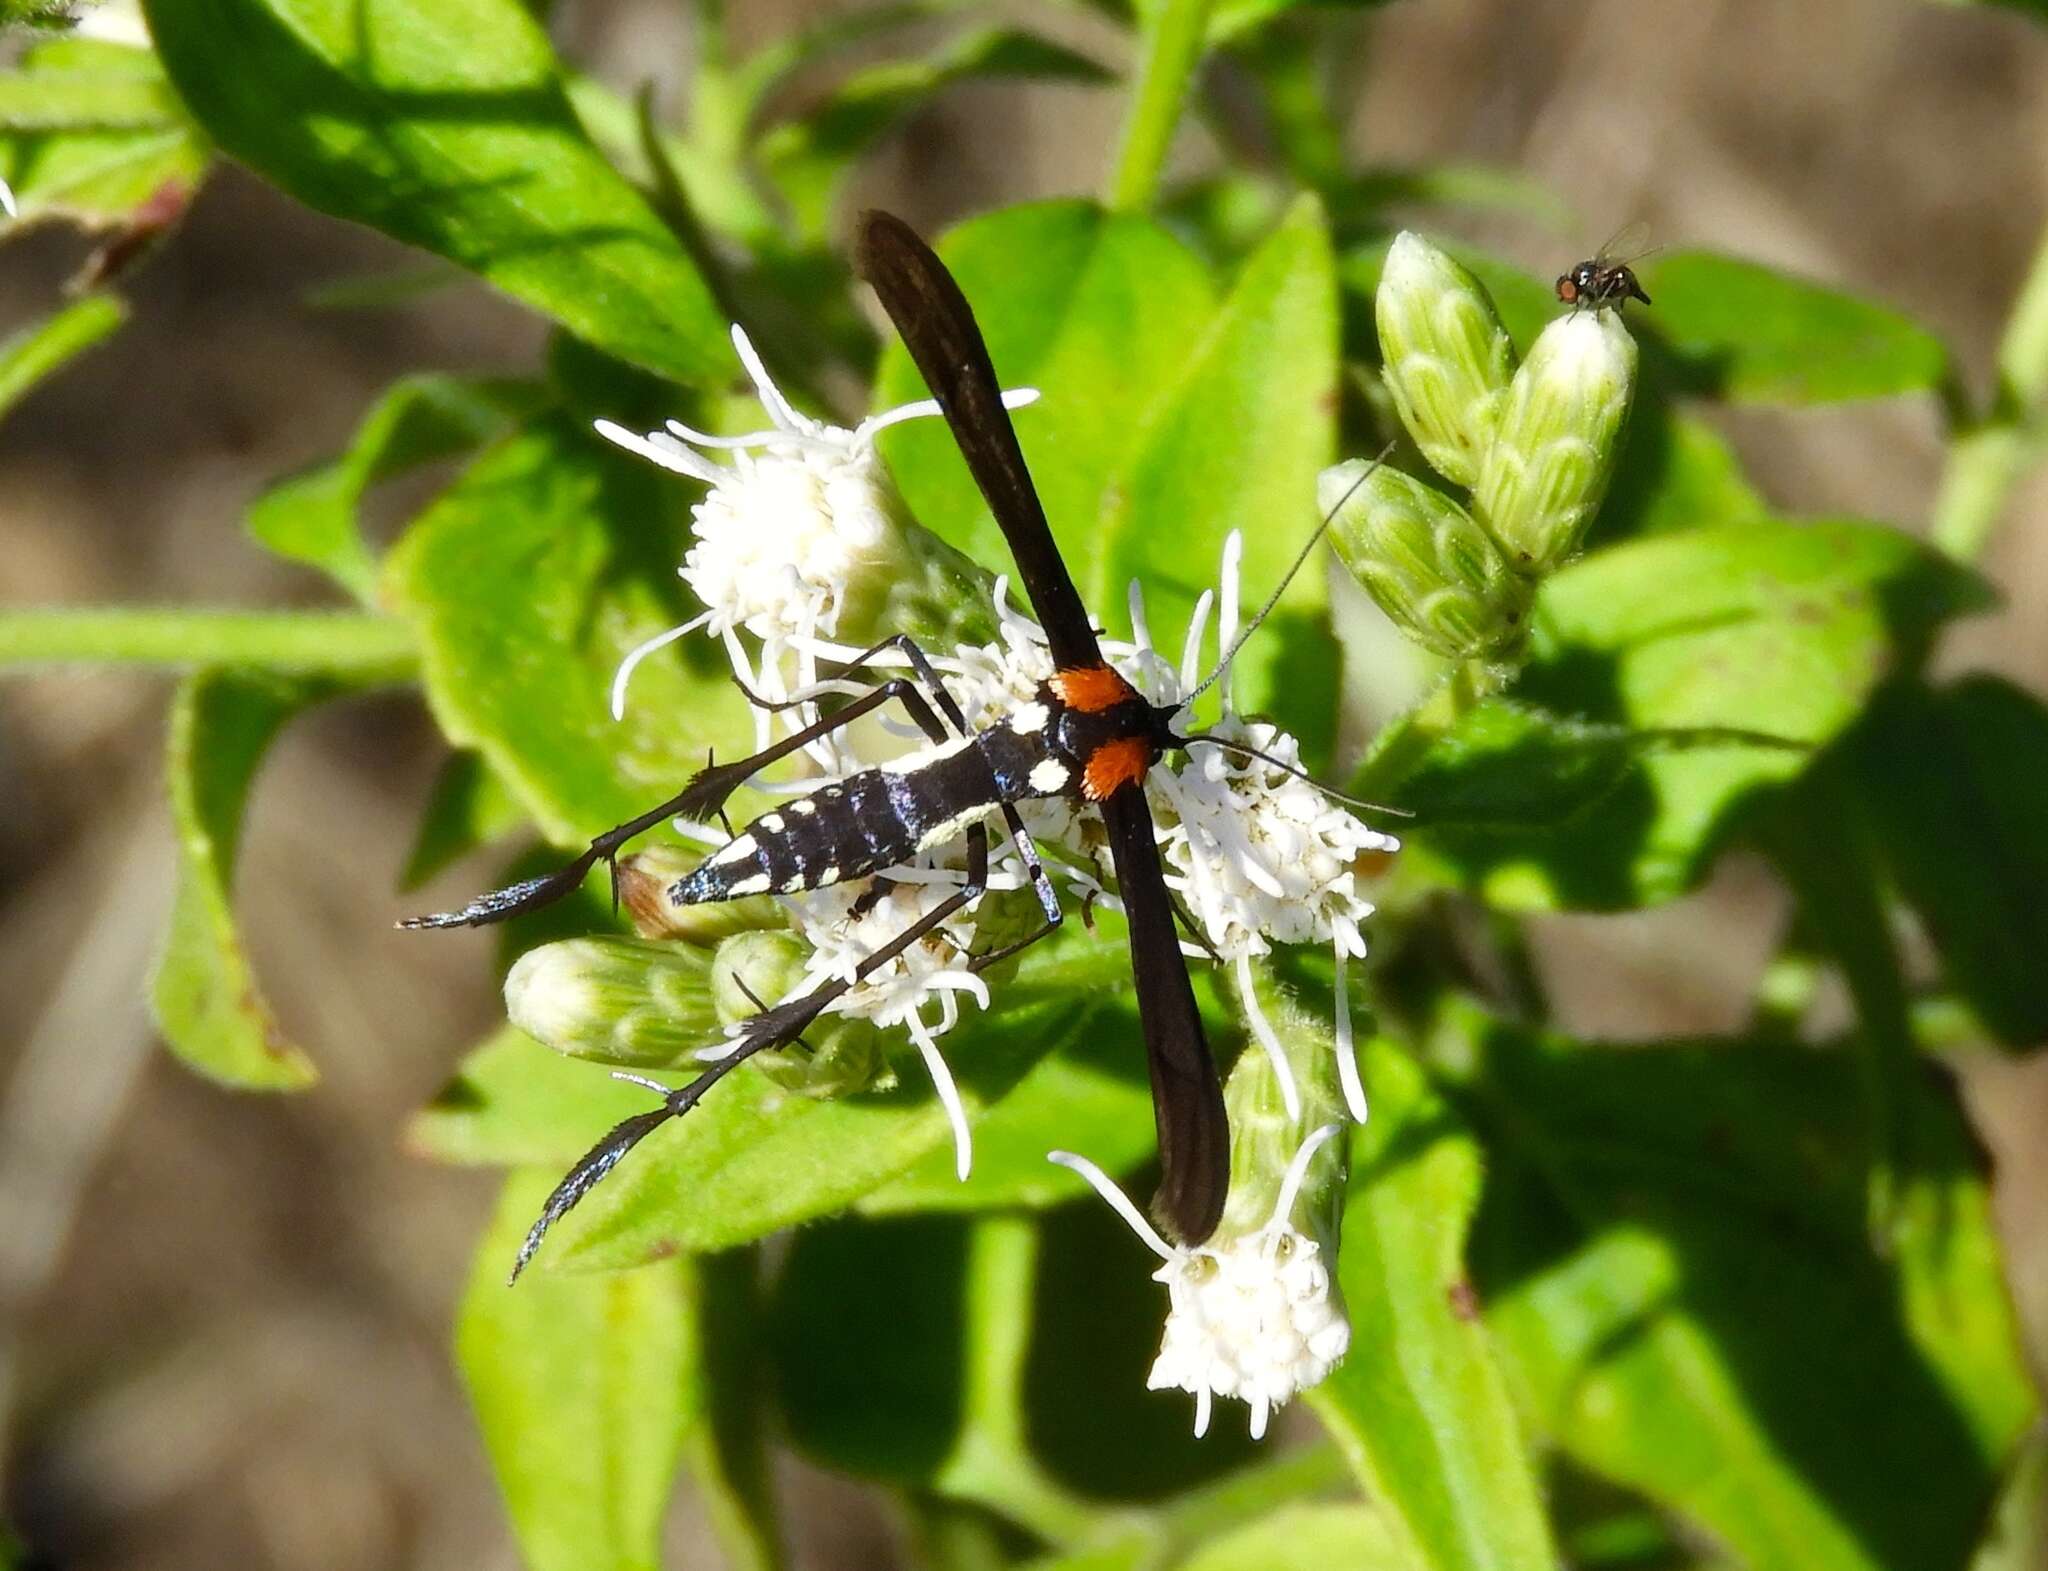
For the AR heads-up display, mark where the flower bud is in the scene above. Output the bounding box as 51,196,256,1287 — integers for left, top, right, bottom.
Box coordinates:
616,846,786,944
1472,308,1637,576
1375,232,1516,487
505,936,718,1068
709,930,885,1098
1320,458,1532,661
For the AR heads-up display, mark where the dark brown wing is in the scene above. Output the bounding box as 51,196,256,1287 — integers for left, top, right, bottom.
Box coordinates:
855,210,1102,672
1101,784,1229,1245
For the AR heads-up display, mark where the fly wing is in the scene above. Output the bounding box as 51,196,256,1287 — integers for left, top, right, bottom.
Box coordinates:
1101,784,1229,1245
856,210,1103,671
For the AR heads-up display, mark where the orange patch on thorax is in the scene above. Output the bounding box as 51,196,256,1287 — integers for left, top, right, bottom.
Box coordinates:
1050,663,1138,714
1082,736,1153,801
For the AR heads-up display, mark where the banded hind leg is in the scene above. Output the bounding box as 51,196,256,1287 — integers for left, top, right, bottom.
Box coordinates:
510,818,1044,1279
401,662,958,931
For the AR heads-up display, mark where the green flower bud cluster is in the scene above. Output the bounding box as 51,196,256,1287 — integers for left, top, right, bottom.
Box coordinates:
501,850,880,1098
1337,232,1638,659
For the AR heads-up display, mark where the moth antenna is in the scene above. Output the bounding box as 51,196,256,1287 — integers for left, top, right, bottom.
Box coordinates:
1184,441,1395,705
1179,733,1412,819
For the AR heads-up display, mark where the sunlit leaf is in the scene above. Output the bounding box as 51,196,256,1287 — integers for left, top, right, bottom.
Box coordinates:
1386,518,1991,909
456,1169,694,1571
1177,1503,1408,1571
1309,1036,1561,1571
142,0,729,382
1098,195,1340,739
0,39,207,229
151,669,330,1089
1454,1003,2037,1571
1637,251,1950,404
875,200,1218,596
385,415,751,844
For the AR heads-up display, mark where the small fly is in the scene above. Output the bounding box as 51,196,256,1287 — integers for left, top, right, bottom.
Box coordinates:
407,212,1265,1279
1556,222,1655,312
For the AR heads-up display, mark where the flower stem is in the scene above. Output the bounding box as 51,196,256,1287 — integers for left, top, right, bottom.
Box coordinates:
1930,215,2048,563
1105,0,1216,212
1349,657,1503,803
0,607,417,681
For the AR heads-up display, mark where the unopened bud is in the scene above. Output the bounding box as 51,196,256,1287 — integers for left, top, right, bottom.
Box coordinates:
1472,309,1637,576
1375,232,1516,488
1321,459,1532,661
708,930,885,1098
617,846,785,944
505,936,717,1067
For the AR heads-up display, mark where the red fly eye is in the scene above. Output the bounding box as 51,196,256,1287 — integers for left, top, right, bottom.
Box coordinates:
1556,276,1578,303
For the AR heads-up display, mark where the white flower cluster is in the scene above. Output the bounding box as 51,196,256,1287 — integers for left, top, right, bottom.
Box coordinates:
1052,1125,1350,1440
600,325,1392,1438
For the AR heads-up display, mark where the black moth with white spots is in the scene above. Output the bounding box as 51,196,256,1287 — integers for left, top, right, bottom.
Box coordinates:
405,212,1231,1281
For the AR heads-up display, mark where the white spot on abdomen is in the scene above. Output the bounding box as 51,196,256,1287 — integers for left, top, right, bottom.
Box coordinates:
729,873,772,896
1028,758,1070,794
1008,702,1049,734
710,833,757,866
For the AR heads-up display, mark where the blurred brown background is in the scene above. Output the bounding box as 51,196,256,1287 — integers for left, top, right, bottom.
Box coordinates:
3,0,2046,1566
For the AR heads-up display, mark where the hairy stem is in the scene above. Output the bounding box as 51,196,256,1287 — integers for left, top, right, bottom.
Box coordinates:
0,607,417,681
1930,215,2048,562
1105,0,1216,212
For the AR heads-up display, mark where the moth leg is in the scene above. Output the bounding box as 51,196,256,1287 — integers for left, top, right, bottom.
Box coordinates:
401,677,925,930
510,821,995,1281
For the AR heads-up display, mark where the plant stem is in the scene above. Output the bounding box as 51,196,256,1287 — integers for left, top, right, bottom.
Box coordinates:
1105,0,1216,212
0,607,417,681
1349,657,1502,801
932,1216,1099,1547
1930,215,2048,562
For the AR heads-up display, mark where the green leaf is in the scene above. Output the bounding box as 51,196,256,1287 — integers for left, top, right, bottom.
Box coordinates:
385,415,752,844
407,1025,662,1166
1453,1005,2037,1571
1394,518,1992,910
1388,701,1765,831
775,1213,1104,1543
1308,1036,1560,1571
858,999,1152,1216
542,971,1124,1271
401,749,529,889
875,201,1218,608
0,294,127,421
1637,251,1950,404
1594,404,1768,546
151,669,329,1089
1178,1503,1409,1571
1852,676,2048,1048
758,29,1110,240
0,39,207,229
456,1169,695,1571
141,0,730,383
247,373,541,603
1098,195,1340,737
